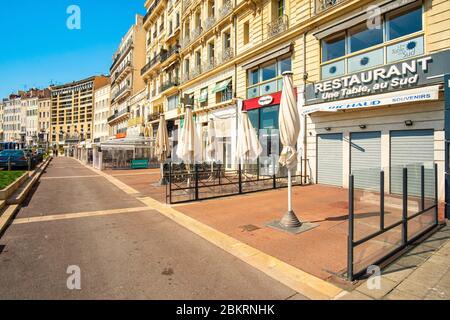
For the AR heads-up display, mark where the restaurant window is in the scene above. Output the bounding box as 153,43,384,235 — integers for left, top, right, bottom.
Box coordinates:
246,55,291,99
387,5,423,40
320,3,423,79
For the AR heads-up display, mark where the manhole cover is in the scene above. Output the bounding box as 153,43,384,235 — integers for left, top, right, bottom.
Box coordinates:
240,224,261,232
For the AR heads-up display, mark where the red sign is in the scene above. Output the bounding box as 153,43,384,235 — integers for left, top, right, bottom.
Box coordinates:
243,89,297,111
116,132,127,139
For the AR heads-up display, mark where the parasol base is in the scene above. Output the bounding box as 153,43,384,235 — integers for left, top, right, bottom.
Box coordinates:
159,178,168,186
267,211,319,235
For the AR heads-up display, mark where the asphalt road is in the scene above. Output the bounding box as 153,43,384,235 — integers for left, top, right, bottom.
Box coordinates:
0,157,303,300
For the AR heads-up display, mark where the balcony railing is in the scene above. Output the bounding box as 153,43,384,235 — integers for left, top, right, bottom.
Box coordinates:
191,25,203,42
144,0,161,24
161,46,180,63
218,0,233,20
112,61,132,85
314,0,345,14
141,55,161,75
180,35,190,48
219,47,234,64
183,0,192,10
148,111,162,122
191,65,202,78
204,15,216,31
110,39,133,71
112,85,131,102
160,77,180,93
203,57,216,73
267,15,289,39
108,106,130,123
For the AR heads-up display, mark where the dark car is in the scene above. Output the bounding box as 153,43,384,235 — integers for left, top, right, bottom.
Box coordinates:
0,150,31,169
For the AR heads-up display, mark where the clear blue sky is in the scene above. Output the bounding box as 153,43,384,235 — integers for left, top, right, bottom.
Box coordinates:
0,0,145,98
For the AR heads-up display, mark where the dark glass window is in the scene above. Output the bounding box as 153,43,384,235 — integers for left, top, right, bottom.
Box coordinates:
322,33,346,62
387,6,422,40
261,62,277,81
349,22,383,53
248,69,259,86
279,56,292,74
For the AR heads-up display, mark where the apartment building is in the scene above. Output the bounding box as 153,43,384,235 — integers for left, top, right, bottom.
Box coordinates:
22,89,45,146
50,76,110,146
93,82,111,143
108,15,146,139
0,100,4,141
3,94,23,143
141,0,181,145
127,88,148,138
38,90,51,147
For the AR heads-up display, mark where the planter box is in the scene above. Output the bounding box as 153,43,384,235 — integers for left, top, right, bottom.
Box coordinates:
0,173,28,200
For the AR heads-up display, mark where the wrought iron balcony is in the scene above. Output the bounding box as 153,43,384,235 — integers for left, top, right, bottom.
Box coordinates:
110,39,133,71
183,0,192,10
180,36,190,49
267,15,289,39
314,0,345,14
111,61,132,85
112,85,131,102
204,15,216,31
160,77,180,93
144,0,161,24
191,26,203,42
108,106,130,123
218,0,233,20
191,65,202,78
148,111,162,122
160,46,180,63
203,57,217,73
219,47,234,64
141,54,161,75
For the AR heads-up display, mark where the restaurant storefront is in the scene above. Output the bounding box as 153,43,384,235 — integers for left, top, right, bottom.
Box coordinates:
303,48,450,204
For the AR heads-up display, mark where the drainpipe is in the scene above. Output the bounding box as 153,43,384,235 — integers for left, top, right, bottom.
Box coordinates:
302,31,308,185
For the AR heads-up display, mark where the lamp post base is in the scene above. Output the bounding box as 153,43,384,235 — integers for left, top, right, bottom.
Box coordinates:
267,212,319,235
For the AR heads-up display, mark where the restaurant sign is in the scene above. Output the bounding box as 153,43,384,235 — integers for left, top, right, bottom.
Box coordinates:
305,49,450,105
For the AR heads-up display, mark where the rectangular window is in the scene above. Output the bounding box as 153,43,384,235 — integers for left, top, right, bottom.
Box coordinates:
248,69,259,86
261,62,277,81
387,5,422,40
223,31,231,49
348,22,383,53
322,33,346,62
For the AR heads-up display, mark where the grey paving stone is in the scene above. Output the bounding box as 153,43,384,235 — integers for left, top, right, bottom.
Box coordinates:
384,289,421,300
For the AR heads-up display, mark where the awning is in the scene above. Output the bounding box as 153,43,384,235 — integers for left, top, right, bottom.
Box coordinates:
198,88,208,103
302,85,440,115
211,79,231,94
313,0,419,40
241,42,292,70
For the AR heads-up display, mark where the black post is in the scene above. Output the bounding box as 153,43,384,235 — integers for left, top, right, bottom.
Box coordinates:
238,163,243,194
273,172,277,189
380,170,385,231
218,164,221,185
7,157,11,171
347,174,355,281
421,165,425,212
169,162,172,204
195,164,199,201
435,163,439,225
402,167,408,246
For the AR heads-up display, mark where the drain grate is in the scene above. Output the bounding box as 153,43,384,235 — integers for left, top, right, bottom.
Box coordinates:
240,224,261,232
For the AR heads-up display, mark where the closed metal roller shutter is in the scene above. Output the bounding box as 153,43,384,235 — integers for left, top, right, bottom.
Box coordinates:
317,133,343,186
390,130,435,197
351,131,381,191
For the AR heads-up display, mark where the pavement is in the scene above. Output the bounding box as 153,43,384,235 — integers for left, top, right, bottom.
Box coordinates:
0,157,304,300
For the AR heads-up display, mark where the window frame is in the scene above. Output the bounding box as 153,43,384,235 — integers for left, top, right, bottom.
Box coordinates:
319,3,424,80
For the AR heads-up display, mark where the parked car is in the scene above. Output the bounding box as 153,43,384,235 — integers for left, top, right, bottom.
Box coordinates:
0,150,31,169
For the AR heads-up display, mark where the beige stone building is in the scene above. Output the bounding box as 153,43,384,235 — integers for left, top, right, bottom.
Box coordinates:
108,14,147,139
50,76,109,146
38,91,51,147
93,82,111,143
139,0,450,201
141,0,182,142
